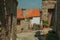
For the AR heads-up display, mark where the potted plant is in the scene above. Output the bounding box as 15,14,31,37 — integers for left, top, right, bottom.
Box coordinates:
42,20,48,28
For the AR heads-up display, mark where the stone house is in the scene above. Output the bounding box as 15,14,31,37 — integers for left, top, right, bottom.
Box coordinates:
6,0,18,40
17,8,40,32
0,0,18,40
42,0,56,28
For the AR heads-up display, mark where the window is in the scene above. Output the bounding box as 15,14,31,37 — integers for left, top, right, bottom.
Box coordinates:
17,19,20,25
48,9,55,13
5,15,9,23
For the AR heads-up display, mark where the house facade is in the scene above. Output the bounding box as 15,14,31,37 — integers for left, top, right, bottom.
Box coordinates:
0,0,18,40
42,0,56,28
6,0,18,40
17,9,40,33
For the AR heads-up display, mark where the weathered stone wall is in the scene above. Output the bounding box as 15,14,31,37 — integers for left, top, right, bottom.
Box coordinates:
42,1,56,27
0,0,18,40
56,1,60,40
16,19,31,33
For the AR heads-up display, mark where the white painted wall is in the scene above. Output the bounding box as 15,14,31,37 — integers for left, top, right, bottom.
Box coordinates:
31,17,40,25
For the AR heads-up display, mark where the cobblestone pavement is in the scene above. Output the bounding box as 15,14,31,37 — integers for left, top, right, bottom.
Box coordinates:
16,28,52,40
16,32,39,40
16,31,47,40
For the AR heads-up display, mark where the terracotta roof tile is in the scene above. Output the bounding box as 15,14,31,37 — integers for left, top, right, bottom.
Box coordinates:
25,9,40,18
17,9,24,19
17,9,40,19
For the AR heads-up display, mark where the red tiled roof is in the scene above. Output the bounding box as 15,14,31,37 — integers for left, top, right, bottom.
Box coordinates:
25,9,32,18
17,9,24,19
32,9,40,17
26,9,40,17
17,9,40,19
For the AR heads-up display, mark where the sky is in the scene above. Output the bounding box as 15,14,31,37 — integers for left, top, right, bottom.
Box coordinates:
17,0,42,9
17,0,42,24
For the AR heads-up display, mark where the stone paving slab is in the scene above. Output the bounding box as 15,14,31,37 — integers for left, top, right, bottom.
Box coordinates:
16,32,39,40
16,28,52,40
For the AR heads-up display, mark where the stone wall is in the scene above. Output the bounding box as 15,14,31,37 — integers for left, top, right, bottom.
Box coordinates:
42,0,56,28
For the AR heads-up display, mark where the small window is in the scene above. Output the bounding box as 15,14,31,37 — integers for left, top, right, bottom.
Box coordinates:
5,15,9,23
17,19,20,25
48,9,55,13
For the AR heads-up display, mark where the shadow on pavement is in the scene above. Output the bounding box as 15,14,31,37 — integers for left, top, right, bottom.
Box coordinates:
46,30,59,40
34,31,41,40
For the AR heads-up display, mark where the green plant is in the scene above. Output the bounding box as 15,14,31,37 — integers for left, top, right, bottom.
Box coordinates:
25,19,30,22
42,20,48,24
